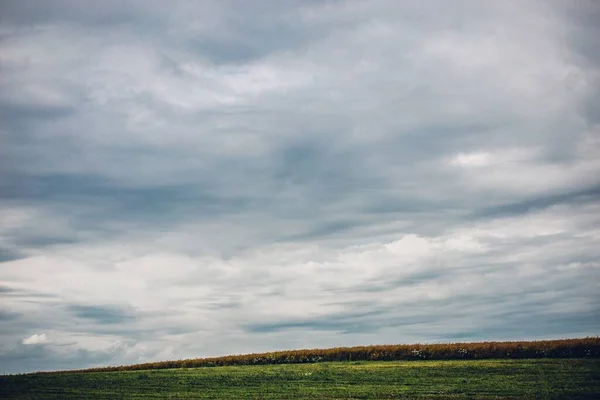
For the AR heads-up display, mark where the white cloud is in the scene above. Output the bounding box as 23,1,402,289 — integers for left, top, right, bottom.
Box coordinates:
22,333,50,345
451,152,491,167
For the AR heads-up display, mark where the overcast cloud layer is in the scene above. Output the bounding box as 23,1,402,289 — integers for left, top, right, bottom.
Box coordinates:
1,0,599,374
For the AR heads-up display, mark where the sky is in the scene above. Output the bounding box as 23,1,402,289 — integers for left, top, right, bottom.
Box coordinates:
0,0,599,374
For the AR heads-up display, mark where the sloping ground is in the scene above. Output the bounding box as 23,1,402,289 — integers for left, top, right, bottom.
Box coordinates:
2,359,599,399
37,337,600,374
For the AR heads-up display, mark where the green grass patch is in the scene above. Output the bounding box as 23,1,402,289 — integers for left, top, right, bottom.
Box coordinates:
2,359,599,399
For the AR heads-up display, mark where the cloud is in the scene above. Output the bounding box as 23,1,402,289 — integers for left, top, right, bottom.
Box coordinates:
22,333,50,345
0,0,599,374
451,152,491,167
473,185,600,219
67,305,136,325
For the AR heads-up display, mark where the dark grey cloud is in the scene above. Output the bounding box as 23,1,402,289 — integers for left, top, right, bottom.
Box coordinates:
472,184,600,219
0,247,26,263
0,101,76,123
0,0,163,27
183,8,328,64
0,0,326,65
67,305,135,325
246,303,441,335
2,172,246,219
246,288,600,339
448,308,600,342
0,285,55,299
0,310,19,322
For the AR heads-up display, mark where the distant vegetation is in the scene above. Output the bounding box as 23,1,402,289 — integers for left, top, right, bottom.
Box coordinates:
36,337,600,374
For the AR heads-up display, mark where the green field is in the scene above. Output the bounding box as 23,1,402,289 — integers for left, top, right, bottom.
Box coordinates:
1,359,599,399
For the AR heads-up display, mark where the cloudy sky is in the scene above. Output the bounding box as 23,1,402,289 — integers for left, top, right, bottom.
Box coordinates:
1,0,599,374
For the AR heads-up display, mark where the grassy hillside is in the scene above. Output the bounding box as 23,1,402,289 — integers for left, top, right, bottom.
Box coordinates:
37,337,600,374
2,338,598,399
2,359,599,399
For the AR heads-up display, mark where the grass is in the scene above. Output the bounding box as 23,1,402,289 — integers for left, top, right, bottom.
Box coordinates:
33,338,600,373
2,358,599,399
